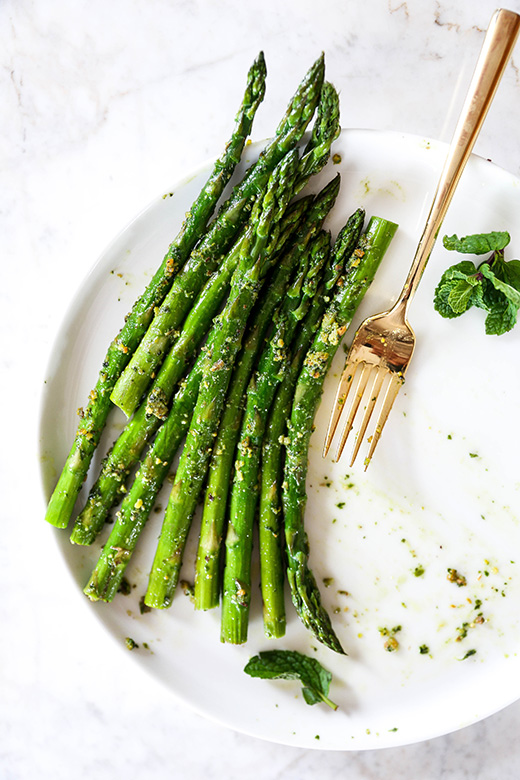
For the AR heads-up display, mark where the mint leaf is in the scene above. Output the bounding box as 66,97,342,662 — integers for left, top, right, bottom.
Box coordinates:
447,278,478,314
434,281,464,318
443,231,510,255
244,650,338,710
499,257,520,290
433,260,480,318
484,297,518,335
439,259,479,281
481,263,520,308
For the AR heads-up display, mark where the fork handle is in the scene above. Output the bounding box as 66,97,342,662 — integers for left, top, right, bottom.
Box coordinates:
396,7,520,312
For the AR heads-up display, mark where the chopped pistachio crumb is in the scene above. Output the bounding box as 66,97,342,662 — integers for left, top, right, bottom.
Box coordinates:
447,568,467,587
180,580,194,599
455,622,470,641
379,625,401,652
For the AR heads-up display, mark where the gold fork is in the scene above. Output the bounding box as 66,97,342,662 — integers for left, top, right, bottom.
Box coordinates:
324,7,520,469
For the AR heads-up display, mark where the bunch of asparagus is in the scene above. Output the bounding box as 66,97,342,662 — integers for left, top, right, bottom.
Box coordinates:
46,52,397,654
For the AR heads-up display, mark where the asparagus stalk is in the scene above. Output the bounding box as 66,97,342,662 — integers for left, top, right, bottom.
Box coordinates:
220,230,331,644
257,209,366,638
259,295,327,638
45,52,267,530
194,179,341,612
110,55,327,419
144,150,300,610
282,216,398,654
70,198,310,545
293,81,340,196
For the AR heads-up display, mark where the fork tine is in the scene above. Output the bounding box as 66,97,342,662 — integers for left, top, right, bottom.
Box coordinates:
363,372,404,469
336,362,372,456
322,360,361,457
334,361,373,461
343,365,385,465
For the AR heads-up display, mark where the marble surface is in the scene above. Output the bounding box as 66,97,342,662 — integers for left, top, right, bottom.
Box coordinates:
4,0,520,776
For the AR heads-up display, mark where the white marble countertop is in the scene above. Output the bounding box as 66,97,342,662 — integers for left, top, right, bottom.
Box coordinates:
5,0,520,777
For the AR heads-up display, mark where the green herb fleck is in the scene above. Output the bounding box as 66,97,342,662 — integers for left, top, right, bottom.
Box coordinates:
459,649,477,660
125,637,138,650
118,577,132,595
414,565,425,577
244,650,338,710
379,625,402,636
419,644,430,655
139,596,151,614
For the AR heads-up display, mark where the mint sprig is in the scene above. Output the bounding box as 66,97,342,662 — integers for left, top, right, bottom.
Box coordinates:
433,231,520,335
244,650,338,710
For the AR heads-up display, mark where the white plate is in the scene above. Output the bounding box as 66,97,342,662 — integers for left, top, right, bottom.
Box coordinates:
39,130,520,750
